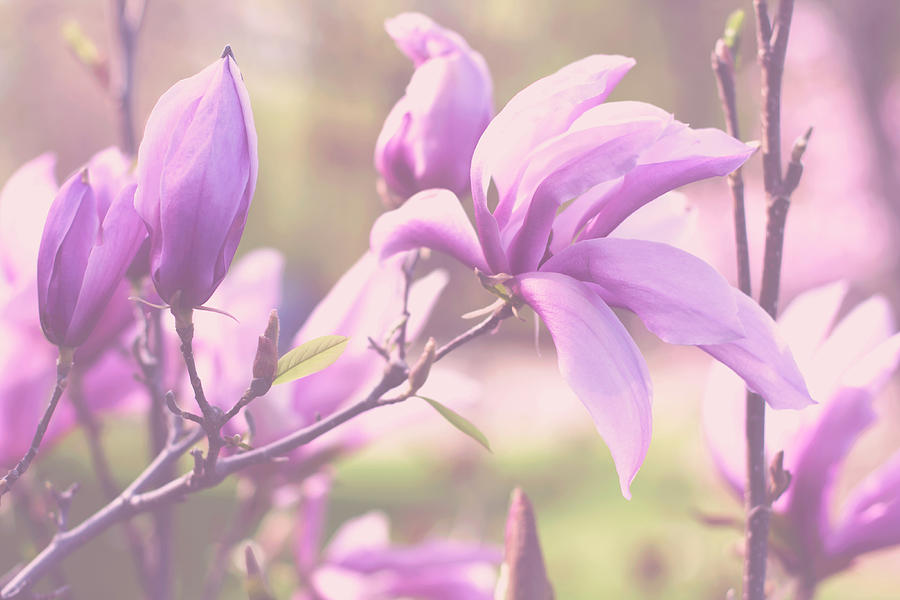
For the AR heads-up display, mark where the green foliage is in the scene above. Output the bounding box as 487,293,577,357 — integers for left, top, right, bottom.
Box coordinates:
415,395,492,452
273,335,349,385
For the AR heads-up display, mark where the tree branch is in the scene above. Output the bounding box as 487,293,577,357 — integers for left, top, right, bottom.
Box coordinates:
0,350,74,502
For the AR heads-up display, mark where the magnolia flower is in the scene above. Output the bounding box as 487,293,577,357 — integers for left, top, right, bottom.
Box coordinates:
375,13,493,201
704,282,900,594
371,54,812,496
293,475,500,600
135,47,258,312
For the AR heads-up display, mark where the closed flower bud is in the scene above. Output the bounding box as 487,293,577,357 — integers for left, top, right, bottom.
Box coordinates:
375,13,493,202
135,46,258,311
38,171,146,348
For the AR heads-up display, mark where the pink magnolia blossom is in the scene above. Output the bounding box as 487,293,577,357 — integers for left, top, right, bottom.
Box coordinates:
371,54,812,497
293,475,499,600
375,13,493,200
704,282,900,588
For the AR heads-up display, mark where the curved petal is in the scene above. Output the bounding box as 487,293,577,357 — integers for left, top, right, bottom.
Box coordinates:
472,54,635,205
516,271,652,498
782,387,876,561
776,281,848,374
370,188,489,272
828,450,900,564
700,289,813,410
502,103,672,273
67,183,146,344
809,295,895,398
542,238,743,345
577,124,755,239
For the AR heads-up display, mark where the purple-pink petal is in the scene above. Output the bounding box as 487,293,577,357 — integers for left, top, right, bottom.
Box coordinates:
827,450,900,564
576,123,755,240
502,103,671,273
370,188,489,272
65,183,146,345
782,387,877,563
541,238,743,345
516,271,652,498
37,171,98,345
700,289,813,410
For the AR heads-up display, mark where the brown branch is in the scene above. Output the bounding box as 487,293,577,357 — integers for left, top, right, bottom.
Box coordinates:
0,308,507,598
0,350,74,502
746,3,802,600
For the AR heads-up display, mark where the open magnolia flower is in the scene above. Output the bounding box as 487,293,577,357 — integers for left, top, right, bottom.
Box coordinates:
704,282,900,593
371,54,812,497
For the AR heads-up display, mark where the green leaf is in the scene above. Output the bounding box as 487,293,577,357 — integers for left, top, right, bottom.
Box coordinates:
415,395,491,452
723,9,745,50
273,335,349,385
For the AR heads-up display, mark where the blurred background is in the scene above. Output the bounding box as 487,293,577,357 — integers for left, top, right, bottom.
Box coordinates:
1,0,900,598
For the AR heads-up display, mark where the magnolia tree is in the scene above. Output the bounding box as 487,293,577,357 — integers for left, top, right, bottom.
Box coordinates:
0,2,897,599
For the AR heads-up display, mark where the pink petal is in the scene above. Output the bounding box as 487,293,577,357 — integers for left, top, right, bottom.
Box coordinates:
370,188,489,271
516,271,652,498
502,102,671,273
700,289,813,410
577,123,755,240
828,450,900,563
542,238,743,345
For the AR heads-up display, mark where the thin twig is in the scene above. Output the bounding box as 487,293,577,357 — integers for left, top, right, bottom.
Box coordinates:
434,304,510,362
712,38,752,296
0,350,74,502
745,3,801,600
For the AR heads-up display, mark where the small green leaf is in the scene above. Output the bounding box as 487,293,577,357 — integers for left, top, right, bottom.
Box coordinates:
723,9,745,50
416,395,491,452
273,335,349,385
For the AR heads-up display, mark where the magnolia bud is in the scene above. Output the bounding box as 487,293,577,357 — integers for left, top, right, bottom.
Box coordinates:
37,171,145,347
375,13,493,200
135,46,258,311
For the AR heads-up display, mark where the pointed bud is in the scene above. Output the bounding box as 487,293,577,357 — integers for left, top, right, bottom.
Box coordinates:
375,13,493,200
498,488,554,600
407,337,436,394
135,47,258,311
38,169,145,347
252,310,279,384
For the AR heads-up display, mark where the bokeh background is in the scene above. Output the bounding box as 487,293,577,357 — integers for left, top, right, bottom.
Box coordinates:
1,0,900,598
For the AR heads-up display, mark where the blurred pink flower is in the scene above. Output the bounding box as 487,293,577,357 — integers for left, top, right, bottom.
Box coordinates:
293,475,499,600
704,282,900,589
